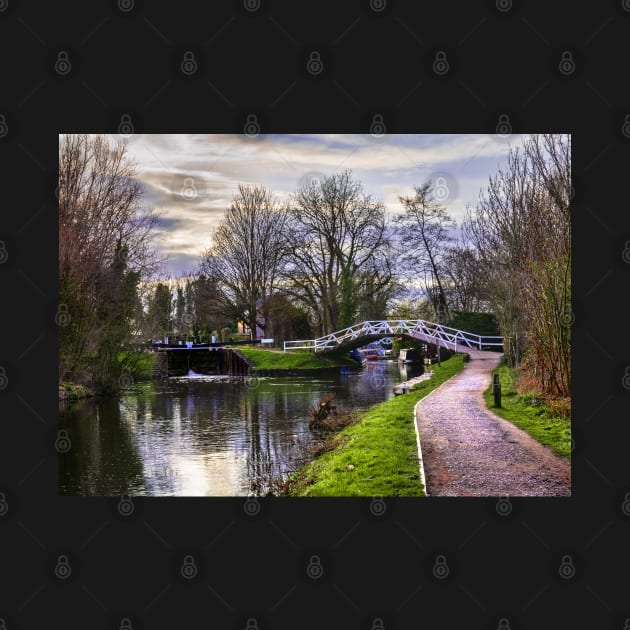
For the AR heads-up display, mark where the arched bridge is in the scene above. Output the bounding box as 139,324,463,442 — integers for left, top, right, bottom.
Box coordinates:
283,319,503,356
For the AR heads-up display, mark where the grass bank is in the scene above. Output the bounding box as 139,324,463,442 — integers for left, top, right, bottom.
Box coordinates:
236,347,359,370
288,354,466,496
60,351,157,401
119,350,157,380
58,382,94,401
484,359,571,460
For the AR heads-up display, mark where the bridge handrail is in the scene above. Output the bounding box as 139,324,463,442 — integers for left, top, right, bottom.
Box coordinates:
283,318,504,353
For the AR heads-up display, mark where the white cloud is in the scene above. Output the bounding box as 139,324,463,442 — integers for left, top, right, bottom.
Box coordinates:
118,134,527,276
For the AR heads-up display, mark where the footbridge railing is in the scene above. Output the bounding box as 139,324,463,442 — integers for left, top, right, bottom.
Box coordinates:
283,319,504,354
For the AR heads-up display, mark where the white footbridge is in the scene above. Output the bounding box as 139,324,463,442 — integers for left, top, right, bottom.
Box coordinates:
283,319,503,356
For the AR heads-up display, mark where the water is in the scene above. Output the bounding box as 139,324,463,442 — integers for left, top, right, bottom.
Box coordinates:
59,360,424,496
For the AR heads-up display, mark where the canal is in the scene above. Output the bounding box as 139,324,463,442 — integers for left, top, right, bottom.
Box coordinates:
59,360,424,496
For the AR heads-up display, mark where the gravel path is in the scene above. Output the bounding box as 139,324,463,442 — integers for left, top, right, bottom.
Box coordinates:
415,352,571,496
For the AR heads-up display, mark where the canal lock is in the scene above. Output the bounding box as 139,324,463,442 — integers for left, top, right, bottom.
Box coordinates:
152,348,252,378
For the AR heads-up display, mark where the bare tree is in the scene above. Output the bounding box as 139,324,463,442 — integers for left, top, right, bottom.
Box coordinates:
394,180,455,322
200,184,289,339
465,134,570,396
441,242,486,313
58,134,160,389
284,170,393,333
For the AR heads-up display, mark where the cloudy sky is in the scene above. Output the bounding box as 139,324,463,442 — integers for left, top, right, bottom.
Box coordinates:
120,133,527,278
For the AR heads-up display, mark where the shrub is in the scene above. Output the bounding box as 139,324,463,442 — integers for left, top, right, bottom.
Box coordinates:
544,397,571,418
448,311,500,337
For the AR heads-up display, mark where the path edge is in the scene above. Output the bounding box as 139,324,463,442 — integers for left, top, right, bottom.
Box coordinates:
413,397,429,496
412,357,470,497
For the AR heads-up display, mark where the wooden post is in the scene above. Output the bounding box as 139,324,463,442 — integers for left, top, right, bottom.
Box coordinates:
493,373,501,407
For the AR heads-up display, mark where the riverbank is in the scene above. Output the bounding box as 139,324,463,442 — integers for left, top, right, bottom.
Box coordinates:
483,359,571,460
58,382,95,401
59,351,157,402
235,347,359,371
286,354,466,496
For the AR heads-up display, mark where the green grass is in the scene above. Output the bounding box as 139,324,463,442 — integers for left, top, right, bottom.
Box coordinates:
235,347,359,370
118,351,156,380
289,354,466,496
484,360,571,460
58,382,93,400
